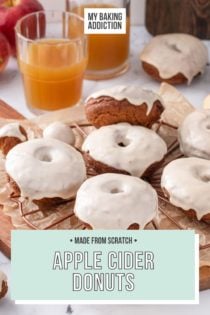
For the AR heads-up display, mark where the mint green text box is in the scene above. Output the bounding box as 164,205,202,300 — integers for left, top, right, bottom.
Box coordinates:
11,230,197,301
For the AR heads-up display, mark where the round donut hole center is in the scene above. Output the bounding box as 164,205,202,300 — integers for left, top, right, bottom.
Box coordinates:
201,174,210,182
206,124,210,130
41,154,52,162
35,147,54,163
195,168,210,182
110,187,124,194
117,136,131,148
167,42,181,53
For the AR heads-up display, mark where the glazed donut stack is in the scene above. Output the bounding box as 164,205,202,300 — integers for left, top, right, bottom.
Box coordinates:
0,121,86,212
74,85,169,229
0,85,169,231
1,84,210,231
83,85,167,178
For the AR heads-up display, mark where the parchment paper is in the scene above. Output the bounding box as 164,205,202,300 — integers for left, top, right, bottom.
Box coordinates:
0,83,209,267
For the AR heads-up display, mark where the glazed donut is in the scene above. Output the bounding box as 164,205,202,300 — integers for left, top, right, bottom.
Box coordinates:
5,138,86,202
0,271,8,299
178,110,210,159
74,173,158,229
0,122,27,155
161,157,210,222
43,122,75,146
82,123,167,177
85,85,164,128
140,34,208,85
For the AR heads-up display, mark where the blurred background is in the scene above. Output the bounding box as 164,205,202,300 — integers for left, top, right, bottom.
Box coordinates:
39,0,145,25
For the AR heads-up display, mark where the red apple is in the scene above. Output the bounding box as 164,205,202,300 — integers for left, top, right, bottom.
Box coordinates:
0,0,43,56
0,32,10,72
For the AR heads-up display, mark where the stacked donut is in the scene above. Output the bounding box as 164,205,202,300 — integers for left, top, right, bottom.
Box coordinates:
0,121,86,210
74,85,168,229
161,109,210,223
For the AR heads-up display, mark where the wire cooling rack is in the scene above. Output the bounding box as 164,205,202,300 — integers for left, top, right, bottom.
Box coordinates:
8,121,210,253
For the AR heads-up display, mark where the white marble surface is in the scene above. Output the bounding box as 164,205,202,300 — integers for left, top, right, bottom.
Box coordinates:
0,26,210,314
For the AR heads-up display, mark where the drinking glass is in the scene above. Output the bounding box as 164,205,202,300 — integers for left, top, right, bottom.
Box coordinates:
66,0,130,80
15,11,88,113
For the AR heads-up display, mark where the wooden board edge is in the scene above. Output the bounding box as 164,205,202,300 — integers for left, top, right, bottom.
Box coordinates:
0,239,11,259
0,99,24,120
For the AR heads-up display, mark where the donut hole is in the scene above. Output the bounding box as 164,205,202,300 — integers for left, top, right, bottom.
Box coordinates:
34,147,54,163
101,181,125,194
40,153,52,162
110,187,124,194
206,124,210,130
116,136,131,148
167,42,181,53
200,174,210,183
118,141,128,147
195,168,210,182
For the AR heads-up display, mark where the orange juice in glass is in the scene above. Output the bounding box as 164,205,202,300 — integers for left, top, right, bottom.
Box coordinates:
15,11,87,113
66,0,130,80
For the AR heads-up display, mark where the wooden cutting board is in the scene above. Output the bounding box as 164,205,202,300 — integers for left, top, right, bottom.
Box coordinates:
0,100,24,258
0,99,210,291
146,0,210,39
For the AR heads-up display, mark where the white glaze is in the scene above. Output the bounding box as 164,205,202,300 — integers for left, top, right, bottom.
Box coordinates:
43,122,75,146
5,138,86,200
161,157,210,220
86,85,163,114
0,271,7,288
140,34,208,84
178,110,210,159
74,173,158,229
0,123,26,141
82,123,167,177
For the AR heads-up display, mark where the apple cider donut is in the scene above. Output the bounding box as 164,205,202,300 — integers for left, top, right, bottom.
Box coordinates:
140,34,208,85
74,173,158,229
5,138,86,204
85,85,164,128
178,110,210,159
82,123,167,177
161,157,210,222
0,122,27,155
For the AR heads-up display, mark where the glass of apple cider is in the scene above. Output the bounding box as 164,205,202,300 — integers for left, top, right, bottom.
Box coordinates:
15,11,87,113
66,0,130,80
